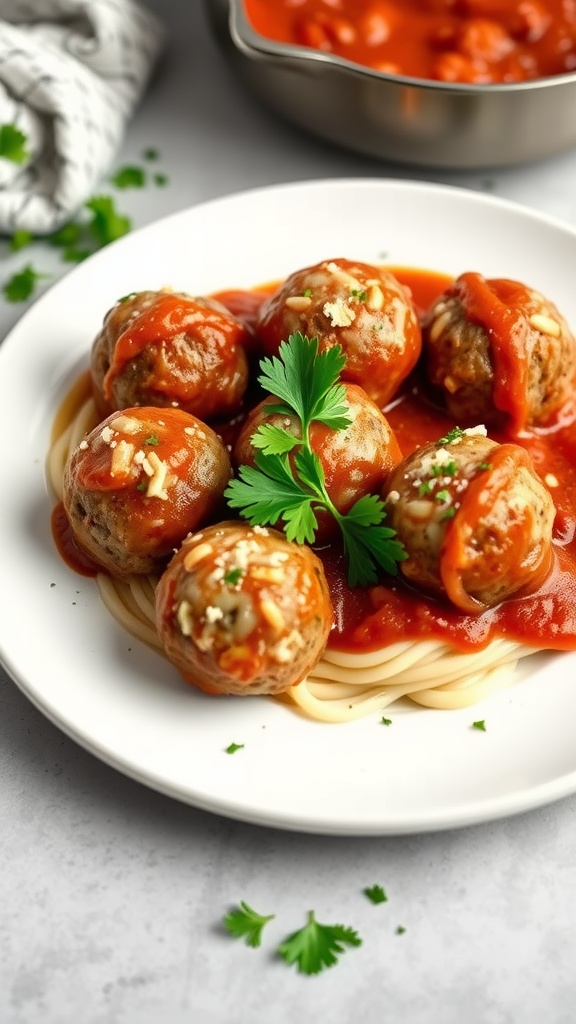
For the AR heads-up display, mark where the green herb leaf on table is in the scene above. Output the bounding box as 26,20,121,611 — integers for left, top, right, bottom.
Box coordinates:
0,123,29,164
3,265,49,303
223,901,275,947
277,910,362,975
85,195,132,247
225,333,407,587
9,229,33,252
364,884,388,905
110,165,146,189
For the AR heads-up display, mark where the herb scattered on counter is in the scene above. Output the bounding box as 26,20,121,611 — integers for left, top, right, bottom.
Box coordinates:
472,719,487,731
363,884,388,905
396,925,406,935
225,742,244,754
3,264,49,303
154,172,169,187
9,229,33,251
110,165,146,189
225,332,407,587
142,147,159,161
278,911,362,975
86,195,132,247
380,716,392,726
223,901,275,947
0,123,28,164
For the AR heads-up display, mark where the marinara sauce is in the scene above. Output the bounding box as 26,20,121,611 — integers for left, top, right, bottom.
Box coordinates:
243,0,576,84
217,267,576,657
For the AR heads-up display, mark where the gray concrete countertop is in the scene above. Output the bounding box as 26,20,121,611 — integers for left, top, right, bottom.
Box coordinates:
2,3,576,1022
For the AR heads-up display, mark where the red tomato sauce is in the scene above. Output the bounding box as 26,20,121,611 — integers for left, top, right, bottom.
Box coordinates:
52,265,576,659
217,265,576,656
243,0,576,84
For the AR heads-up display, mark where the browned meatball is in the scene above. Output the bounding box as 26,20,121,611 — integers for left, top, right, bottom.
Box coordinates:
382,427,555,612
234,382,402,541
91,288,250,422
63,407,231,577
256,258,422,407
423,272,576,433
155,522,333,696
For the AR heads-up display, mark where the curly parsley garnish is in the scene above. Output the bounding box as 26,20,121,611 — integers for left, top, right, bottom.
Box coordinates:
225,333,406,587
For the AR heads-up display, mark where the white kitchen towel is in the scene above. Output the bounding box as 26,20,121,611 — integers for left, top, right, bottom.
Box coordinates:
0,0,164,235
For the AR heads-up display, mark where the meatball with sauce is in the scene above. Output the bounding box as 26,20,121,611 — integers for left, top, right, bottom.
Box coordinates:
234,382,403,541
155,522,333,696
63,406,231,577
256,258,422,408
423,272,576,433
91,288,250,422
383,427,555,612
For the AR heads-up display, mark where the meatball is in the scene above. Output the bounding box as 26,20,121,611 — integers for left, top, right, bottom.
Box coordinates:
383,427,555,612
91,288,250,422
256,258,422,407
155,522,333,696
423,272,576,433
234,382,403,541
63,407,231,577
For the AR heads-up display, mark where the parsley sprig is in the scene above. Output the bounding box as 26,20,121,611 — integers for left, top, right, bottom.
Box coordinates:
278,910,362,974
225,333,406,587
223,901,274,947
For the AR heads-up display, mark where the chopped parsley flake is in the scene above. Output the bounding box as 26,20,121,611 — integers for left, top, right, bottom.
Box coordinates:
437,426,465,446
225,742,244,754
478,462,493,471
0,123,28,163
364,884,388,905
111,165,146,189
380,716,392,726
435,489,451,504
9,229,33,251
144,434,159,446
224,567,243,586
396,925,406,935
3,264,49,302
472,720,486,731
350,288,367,302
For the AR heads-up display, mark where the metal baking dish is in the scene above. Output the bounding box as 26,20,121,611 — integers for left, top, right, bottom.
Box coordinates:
202,0,576,170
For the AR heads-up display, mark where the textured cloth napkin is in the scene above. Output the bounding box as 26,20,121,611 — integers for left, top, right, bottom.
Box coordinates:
0,0,164,235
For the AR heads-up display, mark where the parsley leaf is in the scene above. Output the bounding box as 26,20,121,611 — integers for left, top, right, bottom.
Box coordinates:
225,333,407,587
225,742,244,754
110,165,146,189
85,195,131,247
278,911,362,975
9,229,33,251
472,719,486,731
257,333,351,435
3,264,48,302
223,901,274,947
364,884,388,905
0,123,28,163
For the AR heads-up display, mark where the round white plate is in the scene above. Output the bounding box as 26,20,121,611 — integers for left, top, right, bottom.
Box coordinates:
2,178,576,836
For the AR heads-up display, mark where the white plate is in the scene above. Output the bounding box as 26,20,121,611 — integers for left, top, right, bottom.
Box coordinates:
2,178,576,836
